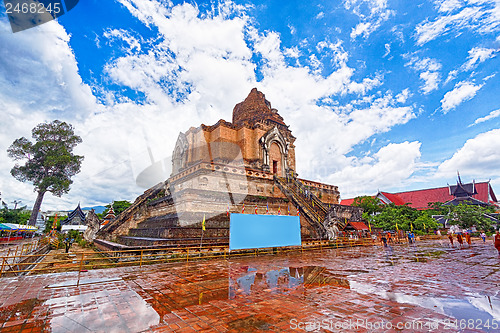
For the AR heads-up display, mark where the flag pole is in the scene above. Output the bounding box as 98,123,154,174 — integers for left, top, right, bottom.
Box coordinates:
200,214,206,251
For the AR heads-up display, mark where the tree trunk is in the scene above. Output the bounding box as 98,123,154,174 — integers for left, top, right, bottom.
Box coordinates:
29,191,45,226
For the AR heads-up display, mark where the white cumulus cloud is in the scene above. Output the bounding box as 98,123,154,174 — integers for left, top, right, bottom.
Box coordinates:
345,0,395,39
415,0,500,45
462,46,497,71
440,80,483,112
437,129,500,182
0,0,422,211
470,109,500,126
405,56,442,94
327,141,422,199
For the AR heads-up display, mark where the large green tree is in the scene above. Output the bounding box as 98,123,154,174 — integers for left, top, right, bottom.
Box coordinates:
7,120,83,225
445,203,495,230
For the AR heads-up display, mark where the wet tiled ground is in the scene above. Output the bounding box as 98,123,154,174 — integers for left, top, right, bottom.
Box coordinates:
0,239,499,332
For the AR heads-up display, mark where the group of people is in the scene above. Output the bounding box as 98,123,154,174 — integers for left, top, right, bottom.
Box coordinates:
446,230,500,255
378,230,410,247
377,229,500,256
447,232,472,248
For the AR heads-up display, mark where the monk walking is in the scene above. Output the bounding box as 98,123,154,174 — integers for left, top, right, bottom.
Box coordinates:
465,232,472,247
457,233,464,248
495,231,500,256
448,233,454,247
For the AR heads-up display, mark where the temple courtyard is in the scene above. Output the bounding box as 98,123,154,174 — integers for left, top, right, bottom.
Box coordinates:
0,239,499,332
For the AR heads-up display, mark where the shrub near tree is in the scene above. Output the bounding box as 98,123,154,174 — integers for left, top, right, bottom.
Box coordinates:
413,214,439,234
59,229,82,253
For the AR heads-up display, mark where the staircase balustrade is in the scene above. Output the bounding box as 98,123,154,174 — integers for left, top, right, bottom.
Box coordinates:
274,175,328,237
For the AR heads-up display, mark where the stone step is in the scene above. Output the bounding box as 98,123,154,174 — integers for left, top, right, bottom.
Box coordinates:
118,235,228,247
136,212,230,230
137,214,179,229
129,227,229,239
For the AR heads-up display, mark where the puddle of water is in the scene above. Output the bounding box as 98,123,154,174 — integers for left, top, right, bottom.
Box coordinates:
229,265,350,298
351,281,500,331
46,277,122,288
411,250,447,262
46,289,160,333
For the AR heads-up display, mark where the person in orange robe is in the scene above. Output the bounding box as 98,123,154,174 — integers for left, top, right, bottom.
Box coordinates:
495,231,500,256
465,232,472,247
448,233,454,247
457,233,464,248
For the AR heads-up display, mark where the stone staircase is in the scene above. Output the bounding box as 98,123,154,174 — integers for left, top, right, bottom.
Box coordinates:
274,175,347,237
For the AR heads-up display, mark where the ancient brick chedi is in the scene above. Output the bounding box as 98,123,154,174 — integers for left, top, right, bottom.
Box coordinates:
97,89,359,247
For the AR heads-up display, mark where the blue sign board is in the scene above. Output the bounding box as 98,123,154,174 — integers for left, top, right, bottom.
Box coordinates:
229,213,301,250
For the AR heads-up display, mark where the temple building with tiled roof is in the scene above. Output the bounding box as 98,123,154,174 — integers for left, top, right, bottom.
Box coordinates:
60,204,86,226
97,89,362,248
100,205,116,228
341,179,498,210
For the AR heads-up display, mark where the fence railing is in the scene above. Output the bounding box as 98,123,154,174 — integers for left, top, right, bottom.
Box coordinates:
0,235,441,279
0,238,51,277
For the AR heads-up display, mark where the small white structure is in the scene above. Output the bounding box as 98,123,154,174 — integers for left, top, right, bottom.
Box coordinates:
61,225,87,233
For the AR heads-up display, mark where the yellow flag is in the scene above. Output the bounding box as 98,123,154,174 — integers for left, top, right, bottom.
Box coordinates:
396,222,399,231
202,214,206,231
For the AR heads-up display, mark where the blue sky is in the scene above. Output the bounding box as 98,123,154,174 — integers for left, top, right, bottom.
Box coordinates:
0,0,499,210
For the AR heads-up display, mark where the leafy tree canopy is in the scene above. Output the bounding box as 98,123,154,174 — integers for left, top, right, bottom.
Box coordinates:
0,206,31,225
426,202,448,216
351,196,383,215
445,203,495,230
367,203,437,234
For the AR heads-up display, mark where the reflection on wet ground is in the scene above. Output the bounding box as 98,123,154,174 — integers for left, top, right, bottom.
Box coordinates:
229,265,349,298
0,240,499,332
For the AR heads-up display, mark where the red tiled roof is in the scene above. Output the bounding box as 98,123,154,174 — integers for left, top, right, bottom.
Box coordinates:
341,182,496,210
475,182,497,203
340,198,357,206
348,222,369,230
393,182,494,209
392,187,452,209
379,192,406,206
